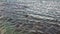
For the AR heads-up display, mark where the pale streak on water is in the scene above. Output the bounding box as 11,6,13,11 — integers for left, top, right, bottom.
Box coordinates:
0,0,60,34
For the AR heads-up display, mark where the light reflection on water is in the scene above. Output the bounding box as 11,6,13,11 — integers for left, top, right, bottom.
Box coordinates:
0,0,60,23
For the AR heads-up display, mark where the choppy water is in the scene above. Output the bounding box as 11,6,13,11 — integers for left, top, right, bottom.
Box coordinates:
0,0,60,34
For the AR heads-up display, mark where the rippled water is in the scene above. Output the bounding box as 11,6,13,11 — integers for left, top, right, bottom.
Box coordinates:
0,0,60,34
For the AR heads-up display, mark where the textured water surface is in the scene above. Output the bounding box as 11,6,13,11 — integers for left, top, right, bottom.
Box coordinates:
0,0,60,34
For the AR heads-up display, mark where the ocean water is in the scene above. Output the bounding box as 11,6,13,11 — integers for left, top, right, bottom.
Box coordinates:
0,0,60,34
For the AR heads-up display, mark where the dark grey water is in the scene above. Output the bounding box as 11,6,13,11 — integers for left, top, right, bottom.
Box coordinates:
0,0,60,34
